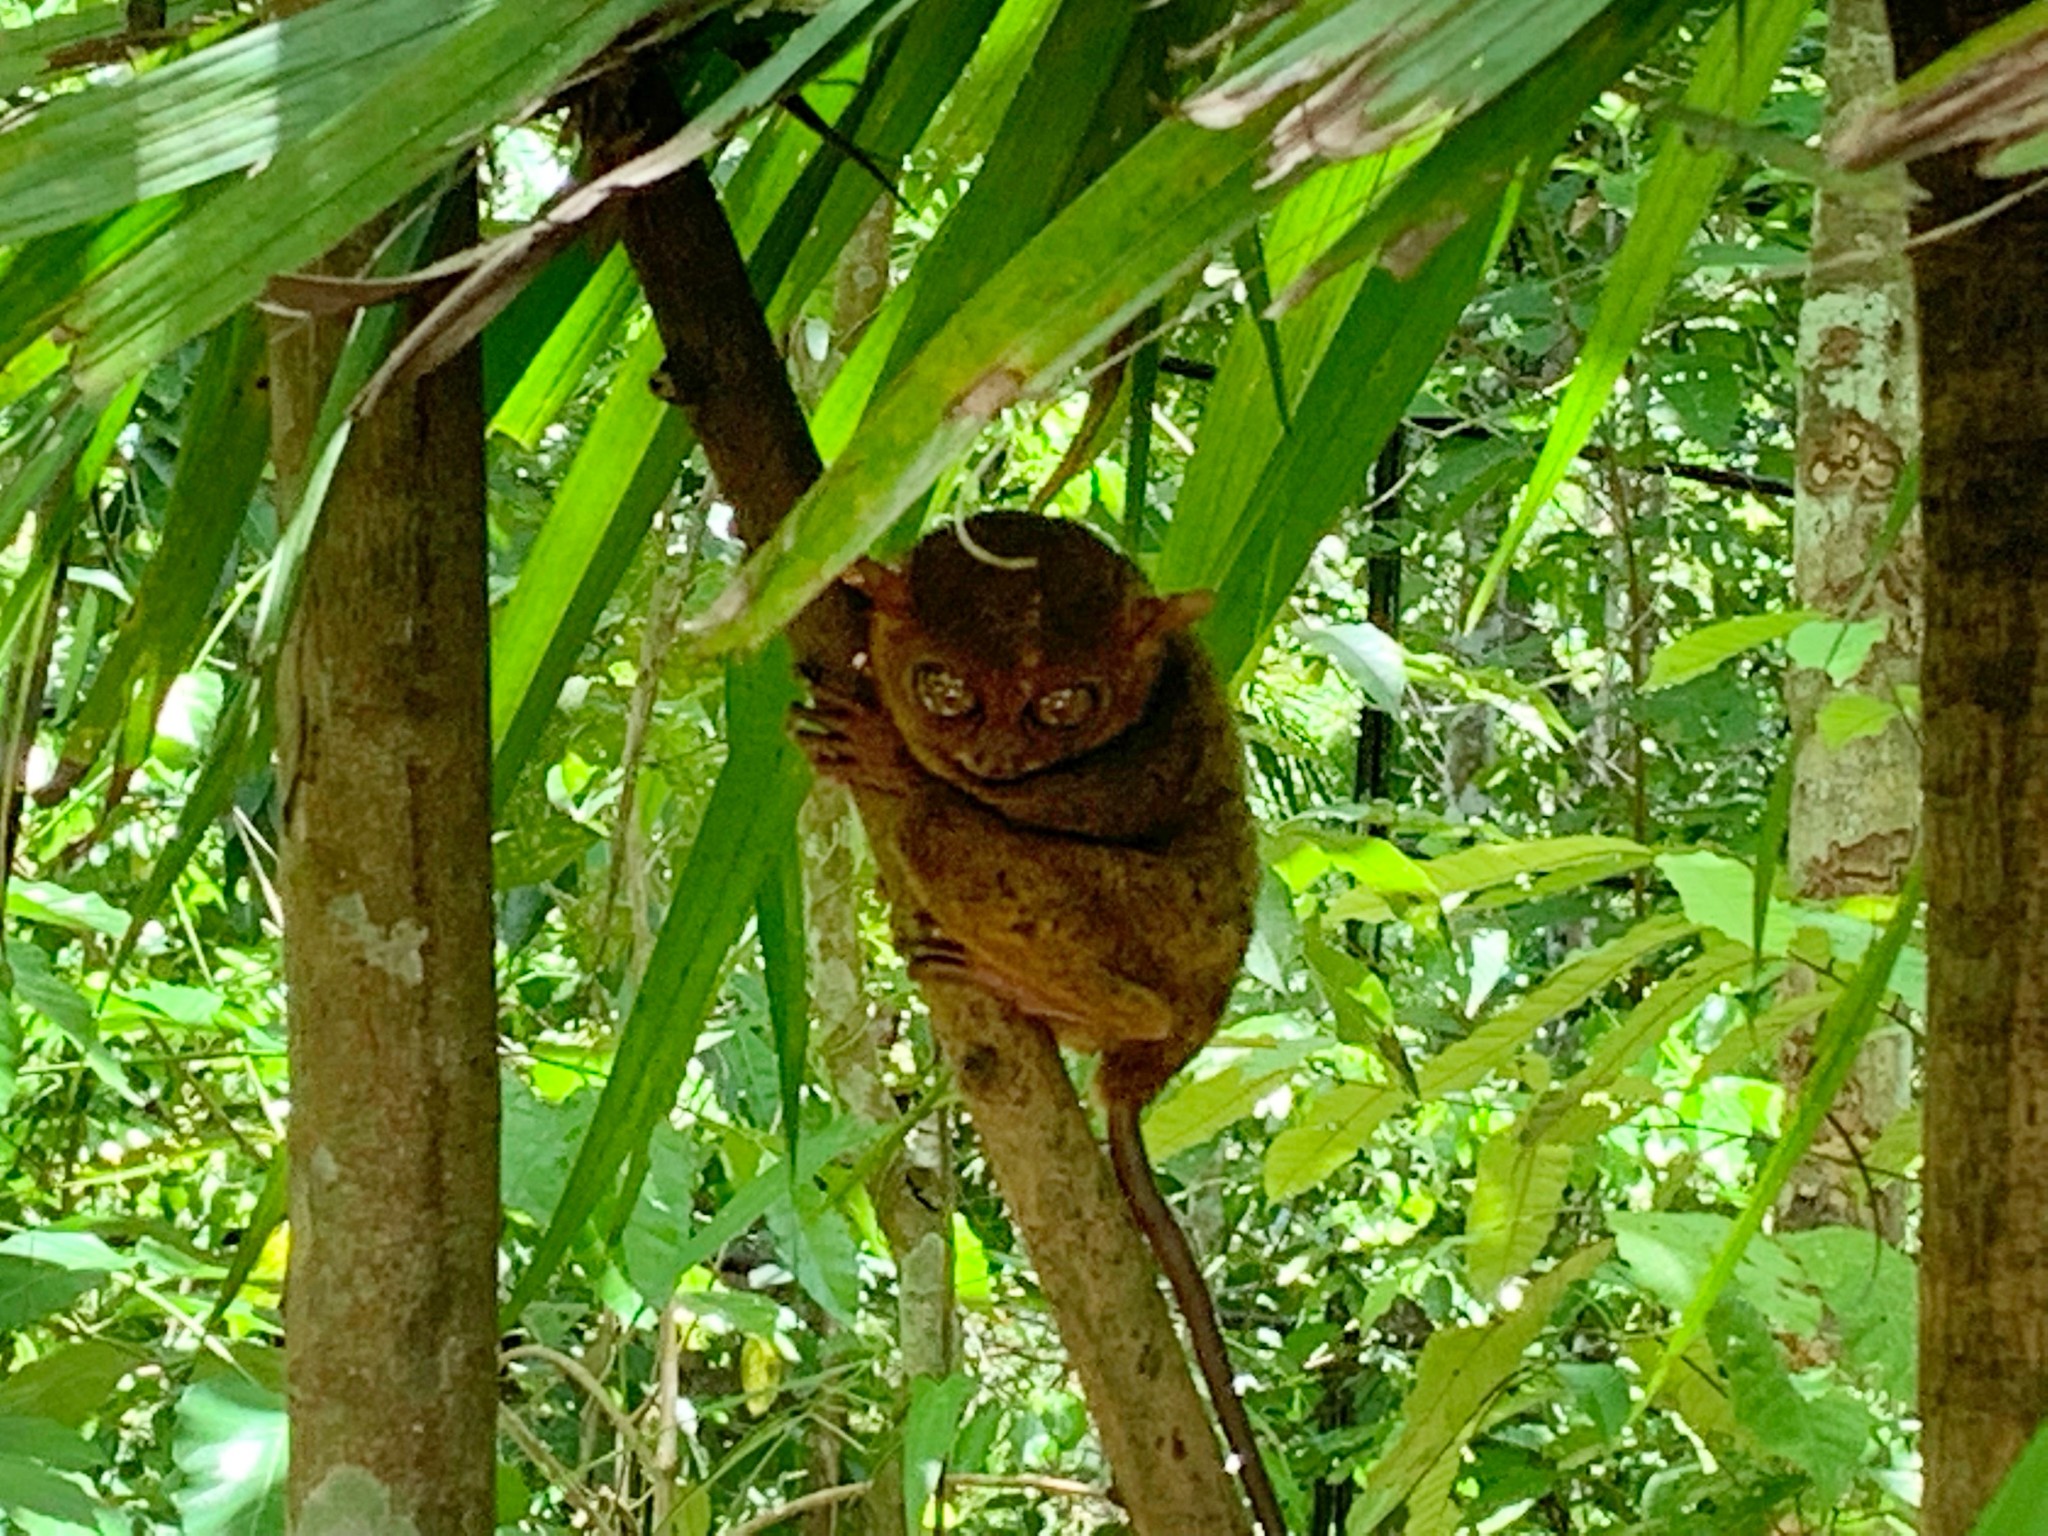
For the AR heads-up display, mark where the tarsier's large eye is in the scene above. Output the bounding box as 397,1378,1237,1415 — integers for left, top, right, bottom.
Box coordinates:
1032,684,1100,728
912,662,979,718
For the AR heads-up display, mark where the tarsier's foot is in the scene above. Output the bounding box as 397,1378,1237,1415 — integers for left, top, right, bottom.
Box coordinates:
788,686,918,792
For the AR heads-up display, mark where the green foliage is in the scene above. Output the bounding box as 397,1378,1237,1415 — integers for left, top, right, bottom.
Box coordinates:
0,0,1934,1531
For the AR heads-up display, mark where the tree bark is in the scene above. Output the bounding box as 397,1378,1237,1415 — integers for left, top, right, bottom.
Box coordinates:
1883,4,2048,1531
1778,0,1918,1240
270,183,500,1534
580,63,1253,1536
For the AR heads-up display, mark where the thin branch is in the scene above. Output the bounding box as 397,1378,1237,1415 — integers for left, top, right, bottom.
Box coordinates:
721,1473,1115,1536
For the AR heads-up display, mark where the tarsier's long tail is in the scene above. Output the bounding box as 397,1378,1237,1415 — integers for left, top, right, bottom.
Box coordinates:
1105,1094,1289,1536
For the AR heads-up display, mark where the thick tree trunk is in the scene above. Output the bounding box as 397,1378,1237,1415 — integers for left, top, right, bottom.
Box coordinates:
270,184,500,1534
1779,0,1918,1239
1883,4,2048,1531
580,65,1252,1536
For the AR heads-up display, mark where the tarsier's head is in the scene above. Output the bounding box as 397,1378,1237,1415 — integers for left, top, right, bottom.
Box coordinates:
848,512,1212,785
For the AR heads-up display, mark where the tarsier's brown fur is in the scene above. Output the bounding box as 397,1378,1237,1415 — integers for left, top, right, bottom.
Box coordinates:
793,512,1284,1536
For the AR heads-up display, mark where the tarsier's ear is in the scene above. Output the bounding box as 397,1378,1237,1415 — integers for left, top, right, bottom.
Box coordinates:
841,556,912,615
1128,589,1213,640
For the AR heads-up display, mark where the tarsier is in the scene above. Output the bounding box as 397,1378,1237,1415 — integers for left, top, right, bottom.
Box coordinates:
793,511,1285,1536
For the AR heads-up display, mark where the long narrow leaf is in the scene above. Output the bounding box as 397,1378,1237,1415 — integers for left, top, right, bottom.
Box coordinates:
1638,867,1923,1413
489,244,640,450
44,309,269,801
506,644,808,1316
0,0,479,245
489,326,688,811
697,108,1290,653
1467,0,1807,627
69,0,674,395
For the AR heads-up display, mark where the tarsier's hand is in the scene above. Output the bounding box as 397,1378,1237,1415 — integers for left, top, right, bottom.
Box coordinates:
789,682,922,794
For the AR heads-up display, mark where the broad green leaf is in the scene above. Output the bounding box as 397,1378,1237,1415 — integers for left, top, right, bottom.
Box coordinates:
0,1449,98,1530
1644,610,1823,691
1816,692,1903,747
1640,868,1922,1413
1351,1244,1609,1533
904,1371,976,1535
1470,0,1809,627
488,243,639,450
1786,616,1888,684
1657,848,1797,954
1780,1226,1916,1404
0,0,474,245
70,0,674,394
0,1258,99,1332
1465,1132,1571,1297
171,1376,287,1536
489,324,684,811
1613,1212,1818,1334
6,880,129,938
620,1124,711,1307
0,1342,141,1427
1298,620,1404,713
506,645,810,1316
1714,1296,1874,1505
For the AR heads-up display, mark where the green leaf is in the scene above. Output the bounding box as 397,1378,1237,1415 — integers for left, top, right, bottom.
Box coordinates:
1658,848,1796,955
0,1446,99,1529
489,324,683,811
506,645,810,1317
1423,834,1651,899
1644,610,1823,691
1351,1244,1609,1533
903,1371,976,1535
1715,1297,1874,1506
488,242,639,450
1143,1022,1321,1162
0,1342,141,1427
1785,616,1888,685
756,0,1003,333
0,0,474,245
208,1149,288,1328
172,1376,288,1536
1816,692,1903,748
1197,196,1513,679
1266,914,1697,1199
698,106,1288,654
48,308,267,798
70,0,674,394
756,829,809,1169
1469,0,1810,627
0,196,189,374
1639,867,1922,1415
1298,621,1404,713
7,944,140,1104
6,881,129,938
1465,1132,1571,1297
1779,1226,1916,1405
1273,0,1694,311
1975,1415,2048,1536
0,1258,99,1332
